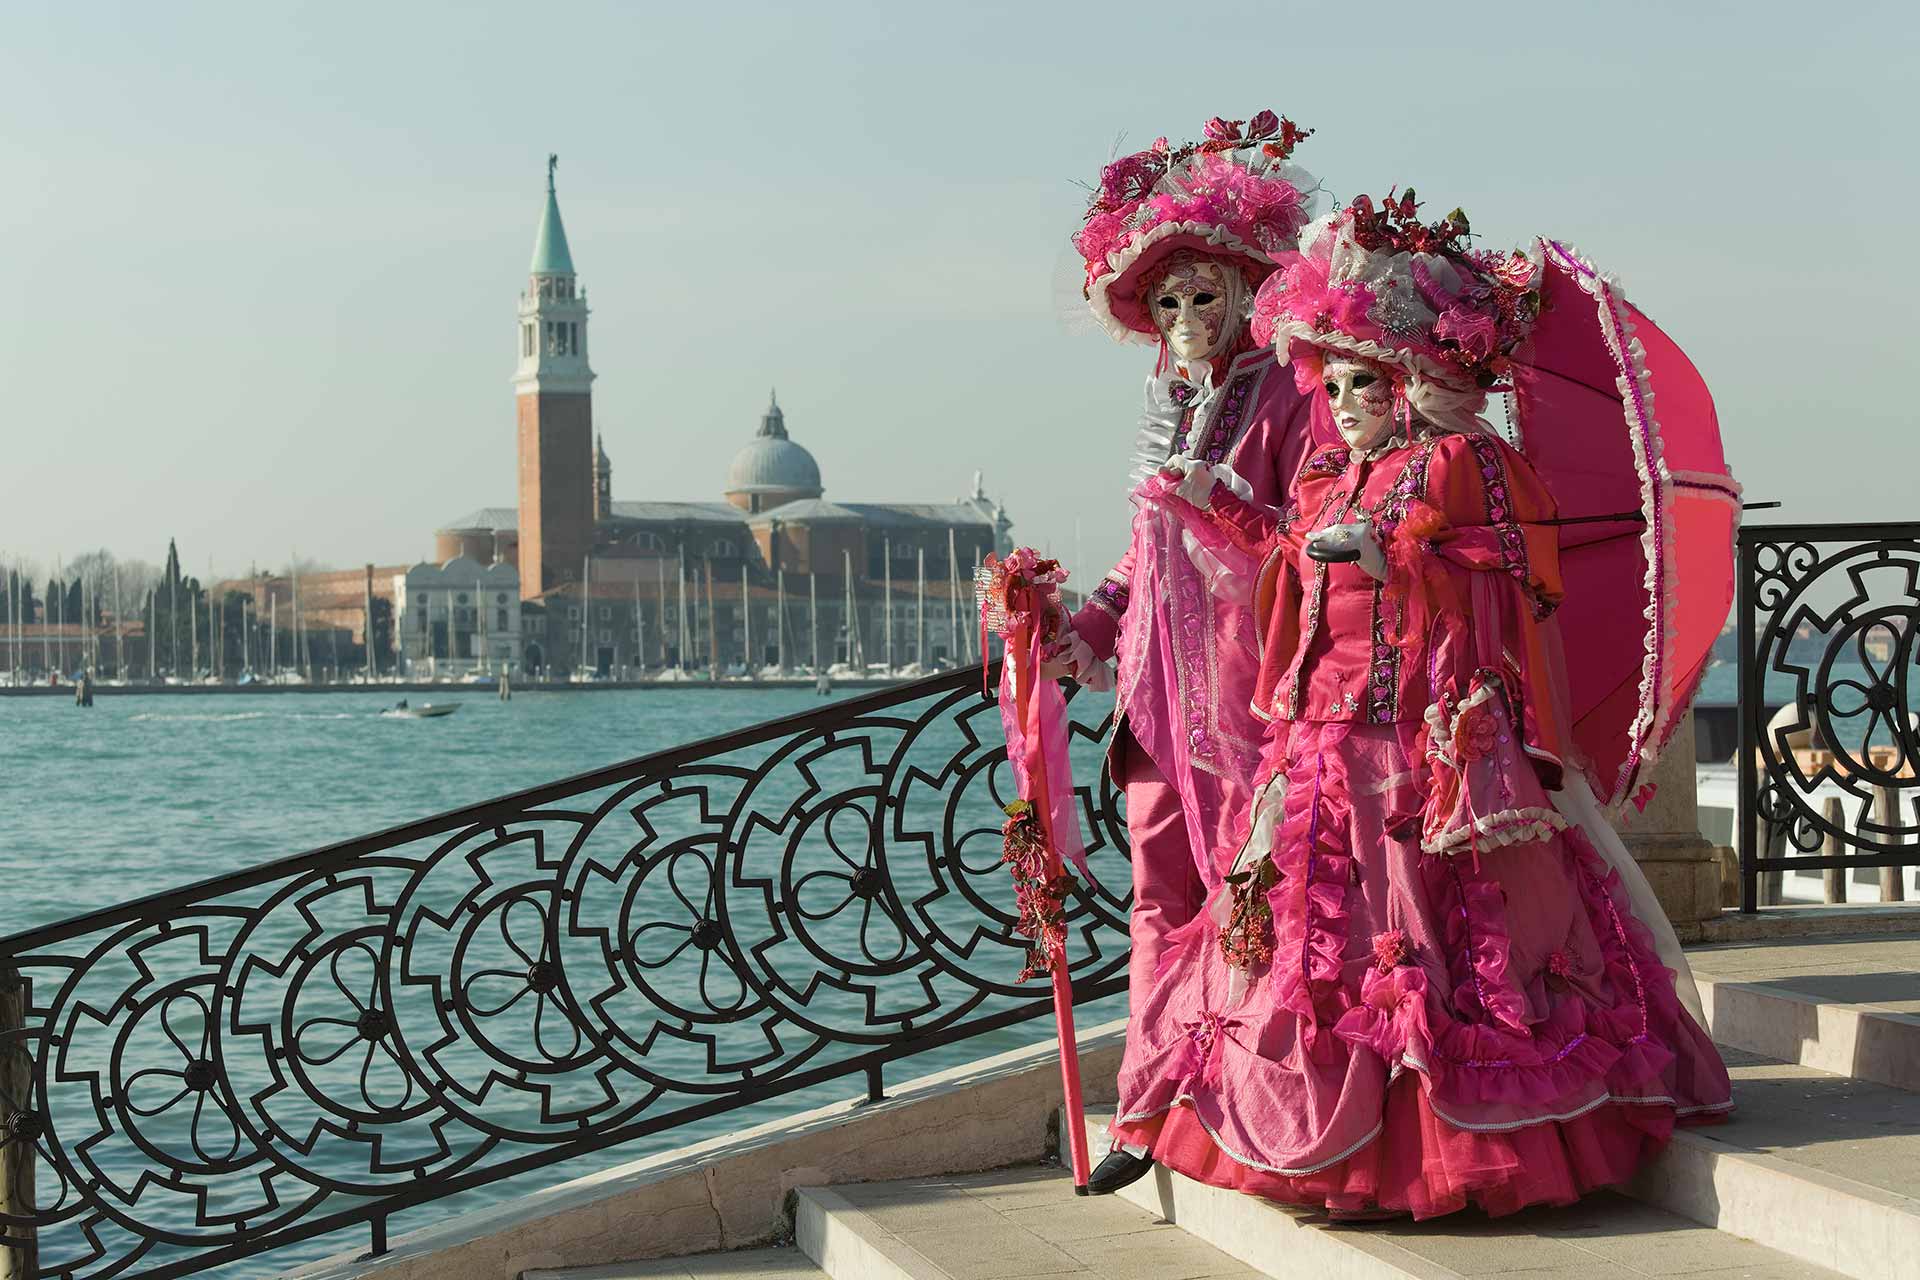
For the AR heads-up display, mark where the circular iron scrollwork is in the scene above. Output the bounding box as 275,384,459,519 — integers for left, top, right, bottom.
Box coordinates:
1749,538,1920,859
0,670,1130,1280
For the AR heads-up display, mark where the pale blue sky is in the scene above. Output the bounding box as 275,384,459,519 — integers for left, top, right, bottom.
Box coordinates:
2,0,1911,585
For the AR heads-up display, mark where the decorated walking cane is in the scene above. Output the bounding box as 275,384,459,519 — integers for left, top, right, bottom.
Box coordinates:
975,548,1095,1193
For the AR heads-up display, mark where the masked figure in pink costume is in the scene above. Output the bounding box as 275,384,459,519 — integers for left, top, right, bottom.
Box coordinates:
1054,115,1337,1194
1106,194,1734,1218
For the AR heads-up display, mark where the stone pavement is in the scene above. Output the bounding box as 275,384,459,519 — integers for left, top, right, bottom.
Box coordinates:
790,1156,1859,1280
1711,1047,1920,1192
1687,932,1920,1091
1689,935,1920,1015
797,1166,1259,1280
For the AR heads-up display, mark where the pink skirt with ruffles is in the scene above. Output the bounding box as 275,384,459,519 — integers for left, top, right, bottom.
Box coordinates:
1110,721,1733,1219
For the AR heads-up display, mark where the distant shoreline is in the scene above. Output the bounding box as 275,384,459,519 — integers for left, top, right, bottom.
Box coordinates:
0,677,916,698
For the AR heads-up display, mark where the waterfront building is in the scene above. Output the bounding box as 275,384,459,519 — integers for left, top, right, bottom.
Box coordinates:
429,160,1018,678
219,567,405,675
391,557,521,677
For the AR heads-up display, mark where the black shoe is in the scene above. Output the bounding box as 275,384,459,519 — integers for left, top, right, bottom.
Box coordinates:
1325,1205,1409,1223
1085,1149,1154,1196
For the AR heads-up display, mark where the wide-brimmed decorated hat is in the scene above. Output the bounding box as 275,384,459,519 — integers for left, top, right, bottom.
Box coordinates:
1252,190,1542,431
1073,112,1320,344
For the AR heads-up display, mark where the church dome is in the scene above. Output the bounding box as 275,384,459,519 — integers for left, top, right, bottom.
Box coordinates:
725,392,823,508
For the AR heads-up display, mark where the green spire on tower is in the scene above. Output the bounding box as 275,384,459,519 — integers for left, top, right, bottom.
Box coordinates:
530,153,576,276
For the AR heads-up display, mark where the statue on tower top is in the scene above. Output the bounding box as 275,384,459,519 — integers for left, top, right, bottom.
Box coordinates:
547,153,558,194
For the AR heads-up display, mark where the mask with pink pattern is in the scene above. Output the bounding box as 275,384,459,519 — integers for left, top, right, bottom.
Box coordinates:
1146,252,1245,364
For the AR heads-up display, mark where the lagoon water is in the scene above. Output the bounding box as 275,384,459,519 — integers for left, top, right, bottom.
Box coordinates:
0,687,1127,1278
3,687,886,930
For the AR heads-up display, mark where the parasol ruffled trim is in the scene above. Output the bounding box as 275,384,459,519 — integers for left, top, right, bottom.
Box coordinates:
1541,239,1677,807
1668,470,1743,503
1670,473,1746,711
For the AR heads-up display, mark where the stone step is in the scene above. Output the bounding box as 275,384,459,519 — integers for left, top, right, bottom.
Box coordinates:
1690,935,1920,1093
1077,1113,1849,1280
794,1168,1261,1280
1628,1048,1920,1280
523,1247,824,1279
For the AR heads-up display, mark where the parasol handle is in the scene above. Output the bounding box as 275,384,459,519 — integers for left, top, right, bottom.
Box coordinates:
1304,541,1364,563
1539,498,1775,528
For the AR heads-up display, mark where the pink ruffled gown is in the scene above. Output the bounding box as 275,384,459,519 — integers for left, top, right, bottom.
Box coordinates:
1109,431,1733,1219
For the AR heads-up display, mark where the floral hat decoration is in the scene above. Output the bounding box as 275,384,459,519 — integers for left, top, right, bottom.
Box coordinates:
1252,189,1543,432
1073,111,1321,345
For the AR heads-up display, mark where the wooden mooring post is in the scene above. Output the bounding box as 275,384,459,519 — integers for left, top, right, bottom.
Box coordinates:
0,967,36,1280
1875,785,1907,902
1822,797,1848,904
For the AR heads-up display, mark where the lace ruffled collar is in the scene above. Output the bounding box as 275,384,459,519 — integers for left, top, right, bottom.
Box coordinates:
1128,350,1274,494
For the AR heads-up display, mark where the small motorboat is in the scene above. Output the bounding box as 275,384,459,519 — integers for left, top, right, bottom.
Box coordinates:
386,700,460,718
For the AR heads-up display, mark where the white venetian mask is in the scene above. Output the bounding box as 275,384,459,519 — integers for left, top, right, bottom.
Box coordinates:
1148,254,1240,364
1322,357,1398,451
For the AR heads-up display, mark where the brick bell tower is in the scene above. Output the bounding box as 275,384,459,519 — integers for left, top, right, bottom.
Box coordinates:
514,154,596,600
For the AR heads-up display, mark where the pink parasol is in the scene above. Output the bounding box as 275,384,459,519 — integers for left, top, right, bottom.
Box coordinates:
1510,241,1742,807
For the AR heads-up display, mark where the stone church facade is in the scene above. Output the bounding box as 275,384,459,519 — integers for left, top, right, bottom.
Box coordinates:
425,161,1014,678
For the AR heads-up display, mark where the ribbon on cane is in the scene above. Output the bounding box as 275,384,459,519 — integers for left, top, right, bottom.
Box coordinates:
980,553,1094,886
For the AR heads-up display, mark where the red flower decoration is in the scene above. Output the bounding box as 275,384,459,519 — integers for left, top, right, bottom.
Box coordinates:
1001,801,1073,982
1544,949,1574,991
1453,699,1499,762
1219,858,1279,970
1371,929,1412,973
1202,116,1244,142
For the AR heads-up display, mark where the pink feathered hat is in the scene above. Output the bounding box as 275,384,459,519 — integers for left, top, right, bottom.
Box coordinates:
1252,189,1542,430
1073,112,1320,344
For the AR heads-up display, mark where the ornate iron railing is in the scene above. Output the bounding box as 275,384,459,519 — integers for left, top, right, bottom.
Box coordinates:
1737,523,1920,910
0,667,1131,1279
